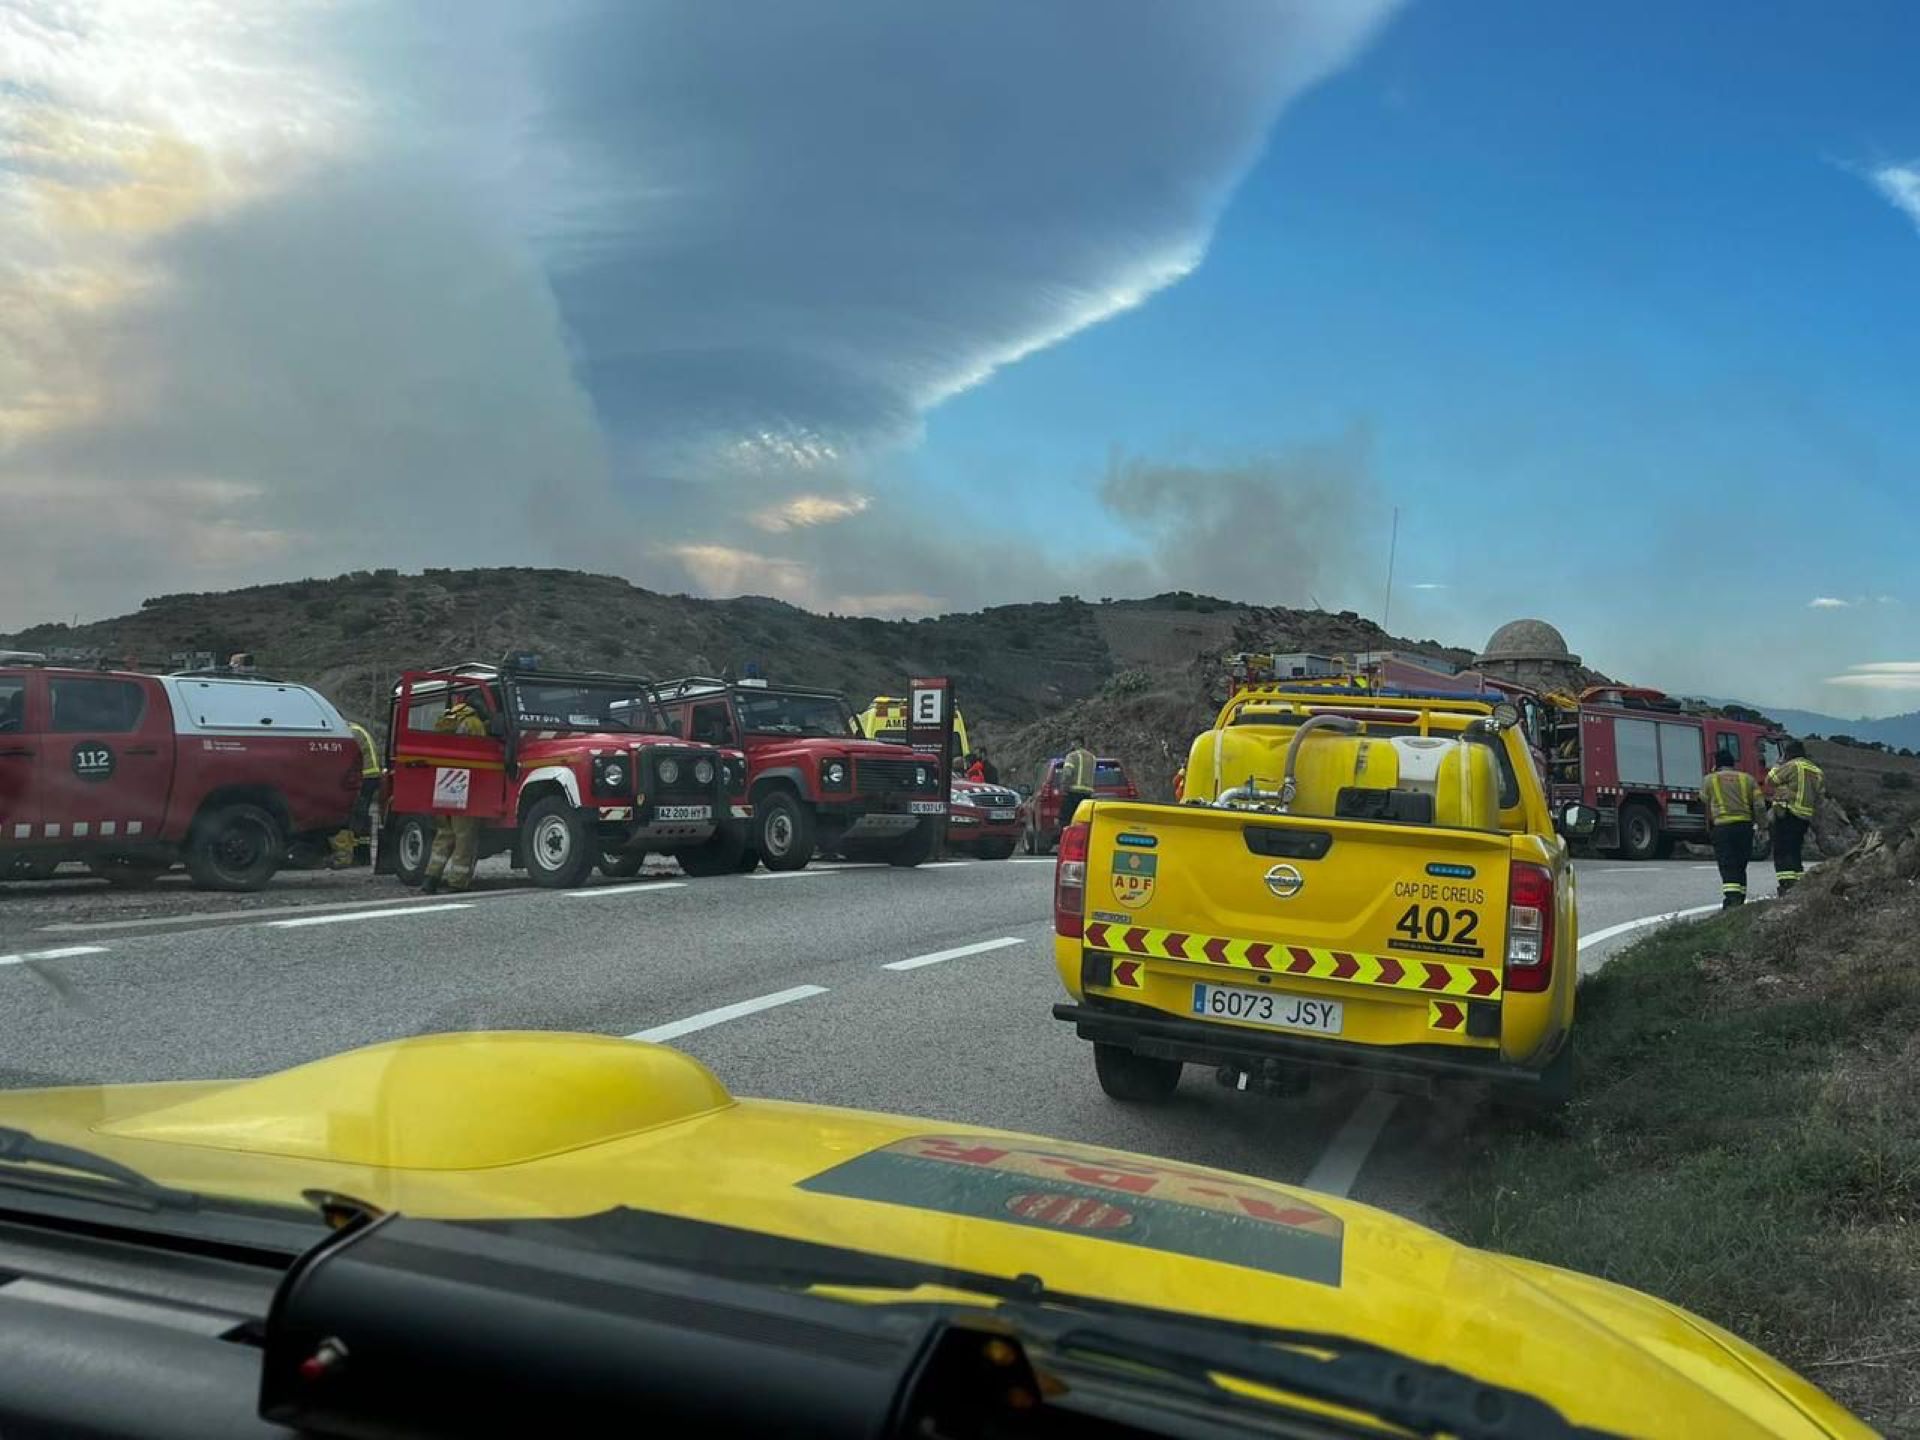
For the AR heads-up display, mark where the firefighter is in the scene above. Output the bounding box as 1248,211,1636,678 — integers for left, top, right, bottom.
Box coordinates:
1766,740,1825,895
966,753,986,782
328,721,384,869
974,748,1000,785
1702,752,1764,907
423,690,487,894
1061,735,1097,829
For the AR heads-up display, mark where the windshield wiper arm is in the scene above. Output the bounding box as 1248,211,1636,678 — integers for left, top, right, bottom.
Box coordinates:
1000,1302,1614,1440
0,1127,199,1210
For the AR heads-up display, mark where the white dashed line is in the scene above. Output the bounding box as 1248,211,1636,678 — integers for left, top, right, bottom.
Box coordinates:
1300,1092,1400,1197
269,903,471,929
915,861,970,870
566,882,688,899
884,936,1026,972
0,944,108,967
1009,857,1055,865
626,984,829,1043
752,870,834,880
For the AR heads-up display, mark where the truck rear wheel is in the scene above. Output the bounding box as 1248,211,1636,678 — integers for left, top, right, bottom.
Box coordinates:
678,825,748,878
755,792,815,871
521,796,595,889
392,815,433,886
886,819,939,868
1093,1044,1182,1102
186,803,283,892
1617,802,1660,861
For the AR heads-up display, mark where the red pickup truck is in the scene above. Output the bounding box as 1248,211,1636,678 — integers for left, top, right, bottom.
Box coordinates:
653,677,945,870
1019,755,1138,855
0,663,359,889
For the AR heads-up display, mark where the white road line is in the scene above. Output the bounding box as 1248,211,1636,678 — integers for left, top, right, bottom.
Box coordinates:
565,882,688,899
884,936,1025,972
1301,1091,1400,1197
269,903,471,929
915,861,970,869
1594,866,1645,873
752,869,834,880
37,889,526,934
0,944,108,967
626,985,828,1043
1009,857,1054,865
1578,905,1721,951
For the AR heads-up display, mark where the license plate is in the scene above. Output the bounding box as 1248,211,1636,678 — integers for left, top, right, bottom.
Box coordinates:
1191,983,1342,1035
655,804,710,821
909,801,946,815
990,809,1016,821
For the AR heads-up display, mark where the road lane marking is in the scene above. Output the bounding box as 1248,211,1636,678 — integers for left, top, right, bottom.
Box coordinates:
1578,905,1720,951
884,936,1025,972
752,870,833,880
627,985,828,1043
566,882,688,899
1009,857,1054,865
1301,1091,1399,1198
915,861,969,869
270,904,471,929
0,945,108,967
37,889,527,933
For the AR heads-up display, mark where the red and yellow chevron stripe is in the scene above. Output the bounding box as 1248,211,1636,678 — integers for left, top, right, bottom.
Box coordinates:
1082,921,1500,999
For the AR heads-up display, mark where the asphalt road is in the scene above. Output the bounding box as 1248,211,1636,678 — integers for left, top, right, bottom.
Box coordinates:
0,852,1768,1211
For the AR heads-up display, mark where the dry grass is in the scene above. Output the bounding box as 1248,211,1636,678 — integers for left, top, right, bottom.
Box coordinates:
1435,828,1920,1433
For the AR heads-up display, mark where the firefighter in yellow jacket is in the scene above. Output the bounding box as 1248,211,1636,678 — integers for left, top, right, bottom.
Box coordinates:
1703,752,1764,907
1766,740,1825,895
328,721,384,869
423,693,487,894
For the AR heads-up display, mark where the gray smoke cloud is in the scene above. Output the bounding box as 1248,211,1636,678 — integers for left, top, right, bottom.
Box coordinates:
1,0,1400,624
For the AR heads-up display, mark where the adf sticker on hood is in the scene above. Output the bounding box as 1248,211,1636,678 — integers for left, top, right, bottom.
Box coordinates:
800,1135,1343,1286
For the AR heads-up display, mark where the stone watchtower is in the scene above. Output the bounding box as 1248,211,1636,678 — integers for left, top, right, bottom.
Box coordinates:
1473,618,1585,695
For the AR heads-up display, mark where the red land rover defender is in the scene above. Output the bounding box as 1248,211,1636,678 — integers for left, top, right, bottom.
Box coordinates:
653,677,946,871
0,662,359,890
381,664,747,889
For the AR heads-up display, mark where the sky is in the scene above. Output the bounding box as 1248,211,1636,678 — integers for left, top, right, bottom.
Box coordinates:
2,2,1916,716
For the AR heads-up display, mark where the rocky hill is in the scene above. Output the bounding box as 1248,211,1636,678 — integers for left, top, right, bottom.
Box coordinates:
1,567,1461,762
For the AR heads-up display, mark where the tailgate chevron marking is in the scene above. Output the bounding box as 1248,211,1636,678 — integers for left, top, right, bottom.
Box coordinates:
1083,923,1501,998
1428,1000,1466,1031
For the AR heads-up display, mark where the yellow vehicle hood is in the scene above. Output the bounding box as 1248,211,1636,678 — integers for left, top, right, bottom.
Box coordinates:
0,1032,1864,1439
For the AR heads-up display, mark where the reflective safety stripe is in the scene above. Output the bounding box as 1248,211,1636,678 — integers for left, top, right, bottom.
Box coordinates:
1706,769,1758,823
1722,882,1746,893
1082,921,1501,999
1774,870,1803,881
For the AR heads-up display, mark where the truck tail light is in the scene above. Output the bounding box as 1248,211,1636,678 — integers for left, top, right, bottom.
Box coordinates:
1054,821,1090,939
1505,861,1556,993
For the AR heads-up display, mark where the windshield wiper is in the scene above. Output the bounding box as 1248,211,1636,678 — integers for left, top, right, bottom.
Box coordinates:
0,1126,200,1211
998,1301,1611,1440
468,1209,1608,1437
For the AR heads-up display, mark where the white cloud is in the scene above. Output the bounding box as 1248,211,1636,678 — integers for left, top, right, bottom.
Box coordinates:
1825,662,1920,692
747,494,872,534
1870,163,1920,235
1808,596,1853,609
1410,582,1448,591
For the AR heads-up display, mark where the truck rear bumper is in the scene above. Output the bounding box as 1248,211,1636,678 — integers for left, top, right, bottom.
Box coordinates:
1053,997,1553,1089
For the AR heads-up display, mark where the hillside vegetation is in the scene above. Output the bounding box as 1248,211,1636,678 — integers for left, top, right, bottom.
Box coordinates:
1,568,1457,764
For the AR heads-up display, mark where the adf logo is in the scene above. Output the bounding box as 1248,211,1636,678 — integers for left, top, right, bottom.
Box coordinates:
1110,850,1157,908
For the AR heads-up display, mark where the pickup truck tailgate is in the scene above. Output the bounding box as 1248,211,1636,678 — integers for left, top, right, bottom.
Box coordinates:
1084,802,1512,1018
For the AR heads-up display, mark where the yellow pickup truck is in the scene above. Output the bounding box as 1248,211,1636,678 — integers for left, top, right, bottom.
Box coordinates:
1052,688,1595,1112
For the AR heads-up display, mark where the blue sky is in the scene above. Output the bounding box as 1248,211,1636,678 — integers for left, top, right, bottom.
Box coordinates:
4,1,1914,715
909,1,1920,714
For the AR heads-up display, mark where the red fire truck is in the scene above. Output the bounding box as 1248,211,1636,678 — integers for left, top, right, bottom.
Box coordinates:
1543,686,1787,861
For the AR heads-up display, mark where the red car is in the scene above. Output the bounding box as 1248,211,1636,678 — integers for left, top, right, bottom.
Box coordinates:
946,776,1023,859
382,663,747,888
653,677,945,870
0,661,359,890
1019,755,1137,855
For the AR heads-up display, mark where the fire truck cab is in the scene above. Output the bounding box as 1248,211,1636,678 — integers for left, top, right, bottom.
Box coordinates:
654,677,946,871
381,663,748,888
1543,687,1786,861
